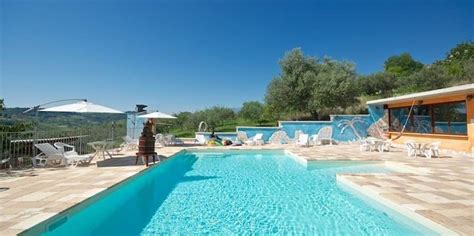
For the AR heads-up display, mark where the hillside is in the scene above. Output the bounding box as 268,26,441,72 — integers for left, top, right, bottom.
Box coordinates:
0,107,127,131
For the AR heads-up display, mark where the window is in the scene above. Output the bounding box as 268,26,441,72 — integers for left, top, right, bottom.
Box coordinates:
410,105,432,133
389,101,467,135
433,102,467,135
389,105,432,133
389,107,410,132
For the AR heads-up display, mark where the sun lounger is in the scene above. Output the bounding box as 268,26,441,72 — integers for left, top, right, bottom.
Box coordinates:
236,131,249,142
1,157,11,169
244,133,264,145
268,131,291,144
164,135,184,146
54,142,78,156
34,143,91,167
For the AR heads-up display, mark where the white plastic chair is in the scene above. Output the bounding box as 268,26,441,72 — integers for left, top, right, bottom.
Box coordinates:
422,142,441,158
430,142,441,157
404,140,417,157
313,126,334,145
359,139,370,151
377,139,392,153
295,134,309,147
154,134,165,147
294,130,304,144
195,134,208,145
122,136,138,151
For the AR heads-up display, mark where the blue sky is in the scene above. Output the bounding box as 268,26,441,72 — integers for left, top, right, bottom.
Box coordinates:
1,0,473,113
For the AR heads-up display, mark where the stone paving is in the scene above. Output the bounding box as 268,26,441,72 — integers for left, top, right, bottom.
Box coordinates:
0,144,472,235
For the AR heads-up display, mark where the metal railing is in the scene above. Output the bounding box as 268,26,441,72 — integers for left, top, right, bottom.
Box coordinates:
0,127,125,168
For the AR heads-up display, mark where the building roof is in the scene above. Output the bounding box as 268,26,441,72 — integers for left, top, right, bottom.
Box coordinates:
366,83,474,105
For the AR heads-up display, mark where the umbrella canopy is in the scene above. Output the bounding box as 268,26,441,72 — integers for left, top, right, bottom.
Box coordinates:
40,101,123,114
138,111,176,119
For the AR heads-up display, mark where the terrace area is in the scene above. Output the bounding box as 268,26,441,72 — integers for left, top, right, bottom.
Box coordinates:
0,144,472,235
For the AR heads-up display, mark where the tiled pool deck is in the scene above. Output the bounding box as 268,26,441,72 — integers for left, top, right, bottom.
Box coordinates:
0,144,472,235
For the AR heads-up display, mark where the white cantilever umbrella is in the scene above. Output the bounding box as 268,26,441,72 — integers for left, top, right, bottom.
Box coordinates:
138,111,176,119
26,99,123,156
40,101,123,114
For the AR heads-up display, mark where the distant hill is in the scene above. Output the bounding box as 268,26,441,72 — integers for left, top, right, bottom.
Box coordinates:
0,107,126,131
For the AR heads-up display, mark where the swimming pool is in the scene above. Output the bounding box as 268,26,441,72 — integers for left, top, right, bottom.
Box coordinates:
23,150,437,235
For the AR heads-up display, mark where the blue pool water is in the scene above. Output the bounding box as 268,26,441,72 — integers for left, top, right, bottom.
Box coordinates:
26,150,435,235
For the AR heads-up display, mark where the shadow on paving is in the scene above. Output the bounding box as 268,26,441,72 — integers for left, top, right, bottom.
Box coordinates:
96,154,171,167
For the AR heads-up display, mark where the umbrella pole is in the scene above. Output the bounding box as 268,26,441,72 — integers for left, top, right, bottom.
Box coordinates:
33,107,39,157
111,121,115,141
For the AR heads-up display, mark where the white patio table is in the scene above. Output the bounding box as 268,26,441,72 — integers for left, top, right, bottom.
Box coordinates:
366,137,384,152
88,141,114,160
412,142,432,158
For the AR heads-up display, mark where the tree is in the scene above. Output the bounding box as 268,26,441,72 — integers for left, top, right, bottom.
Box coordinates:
199,106,235,130
462,59,474,83
265,48,321,117
308,59,359,118
439,41,474,81
397,64,454,93
239,101,265,123
444,41,474,64
265,48,359,120
384,53,423,76
0,99,34,132
173,112,193,130
358,72,398,97
0,99,4,118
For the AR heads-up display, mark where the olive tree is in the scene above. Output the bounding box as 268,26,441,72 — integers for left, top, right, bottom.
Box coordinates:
358,72,398,97
239,101,265,124
265,48,359,120
384,53,423,76
308,59,359,118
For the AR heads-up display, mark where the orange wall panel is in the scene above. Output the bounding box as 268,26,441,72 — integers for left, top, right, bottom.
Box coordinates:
390,133,471,152
467,98,474,155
